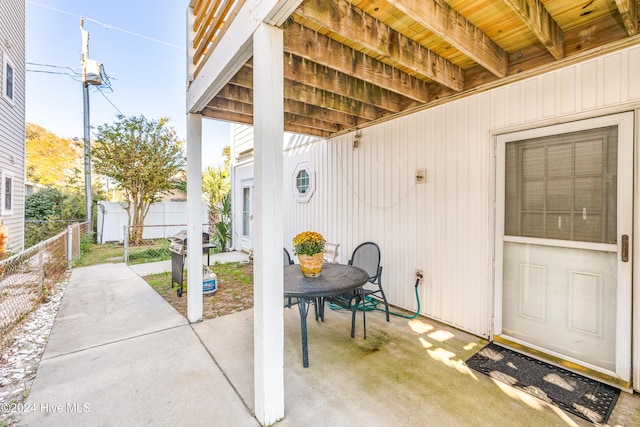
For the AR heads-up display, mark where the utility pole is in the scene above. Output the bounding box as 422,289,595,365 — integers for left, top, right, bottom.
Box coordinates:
80,18,93,229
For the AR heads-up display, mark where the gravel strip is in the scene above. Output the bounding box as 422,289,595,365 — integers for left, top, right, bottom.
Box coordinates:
0,277,68,426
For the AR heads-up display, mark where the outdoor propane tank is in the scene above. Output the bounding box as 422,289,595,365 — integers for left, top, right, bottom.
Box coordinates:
203,266,217,294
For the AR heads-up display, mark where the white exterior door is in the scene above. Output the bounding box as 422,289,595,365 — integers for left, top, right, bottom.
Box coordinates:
494,112,634,386
240,180,253,252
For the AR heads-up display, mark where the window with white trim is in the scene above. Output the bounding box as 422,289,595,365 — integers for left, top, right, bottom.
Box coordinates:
292,162,315,203
2,171,13,215
2,53,14,104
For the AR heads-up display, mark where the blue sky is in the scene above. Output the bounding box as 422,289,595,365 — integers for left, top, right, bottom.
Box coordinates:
25,0,230,169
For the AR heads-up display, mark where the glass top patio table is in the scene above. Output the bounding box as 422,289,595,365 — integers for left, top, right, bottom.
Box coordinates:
284,263,369,367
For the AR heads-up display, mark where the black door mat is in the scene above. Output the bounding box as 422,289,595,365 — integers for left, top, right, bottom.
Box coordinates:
465,343,620,424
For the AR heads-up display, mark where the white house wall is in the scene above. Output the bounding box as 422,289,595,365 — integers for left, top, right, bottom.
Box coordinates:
0,0,26,253
231,123,254,158
283,110,491,337
282,43,640,340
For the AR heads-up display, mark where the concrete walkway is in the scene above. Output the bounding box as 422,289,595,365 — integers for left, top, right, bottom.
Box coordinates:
20,258,257,427
19,255,640,426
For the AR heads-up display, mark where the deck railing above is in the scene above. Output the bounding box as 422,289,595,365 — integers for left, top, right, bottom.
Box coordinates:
189,0,246,81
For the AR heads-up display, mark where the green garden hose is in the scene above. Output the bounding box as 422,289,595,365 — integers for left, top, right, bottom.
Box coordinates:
328,278,421,319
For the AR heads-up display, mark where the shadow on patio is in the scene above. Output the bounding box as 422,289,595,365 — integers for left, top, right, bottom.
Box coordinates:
194,304,628,426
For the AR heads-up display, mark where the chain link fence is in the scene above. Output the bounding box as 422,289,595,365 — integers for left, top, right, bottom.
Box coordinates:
123,224,213,264
0,222,89,354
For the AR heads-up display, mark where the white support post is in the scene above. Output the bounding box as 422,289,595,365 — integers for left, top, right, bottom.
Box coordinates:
186,113,204,323
253,23,285,425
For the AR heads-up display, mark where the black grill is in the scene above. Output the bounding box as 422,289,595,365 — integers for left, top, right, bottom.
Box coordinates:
168,230,210,256
168,229,212,297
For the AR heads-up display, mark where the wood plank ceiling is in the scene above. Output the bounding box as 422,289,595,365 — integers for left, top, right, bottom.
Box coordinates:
201,0,639,137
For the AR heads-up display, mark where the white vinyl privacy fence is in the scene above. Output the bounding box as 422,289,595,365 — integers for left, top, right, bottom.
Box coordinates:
97,201,208,244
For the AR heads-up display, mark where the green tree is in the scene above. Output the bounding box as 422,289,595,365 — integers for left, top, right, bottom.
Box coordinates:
24,187,92,247
92,115,185,245
25,187,64,219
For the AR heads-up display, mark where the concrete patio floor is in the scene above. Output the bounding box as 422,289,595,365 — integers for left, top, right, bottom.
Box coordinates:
18,259,640,426
201,308,640,427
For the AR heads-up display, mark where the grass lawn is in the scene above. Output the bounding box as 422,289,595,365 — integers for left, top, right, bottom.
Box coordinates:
74,241,126,266
75,239,172,267
144,262,253,319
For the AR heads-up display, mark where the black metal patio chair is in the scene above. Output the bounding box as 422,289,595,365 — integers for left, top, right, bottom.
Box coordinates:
350,241,389,322
284,248,296,308
284,247,294,266
324,241,388,338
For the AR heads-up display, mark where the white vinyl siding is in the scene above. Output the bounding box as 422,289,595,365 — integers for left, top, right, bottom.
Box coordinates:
232,43,640,389
281,44,640,344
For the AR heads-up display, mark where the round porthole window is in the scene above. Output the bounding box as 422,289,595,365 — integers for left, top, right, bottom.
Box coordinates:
292,162,315,202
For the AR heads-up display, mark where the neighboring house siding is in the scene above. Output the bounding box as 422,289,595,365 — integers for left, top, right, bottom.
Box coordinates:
0,0,26,253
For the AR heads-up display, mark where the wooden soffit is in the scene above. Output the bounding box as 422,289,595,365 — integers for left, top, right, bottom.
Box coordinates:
194,0,640,137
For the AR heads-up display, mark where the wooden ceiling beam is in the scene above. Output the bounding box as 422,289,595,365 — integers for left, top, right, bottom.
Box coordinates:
284,81,385,121
615,0,638,36
294,0,464,92
216,84,253,104
207,97,254,116
501,0,565,59
389,0,509,76
227,64,387,121
282,54,403,113
226,64,253,89
285,112,344,134
202,106,253,125
282,124,330,138
283,21,430,103
455,16,630,95
285,98,366,128
215,84,367,127
202,104,336,137
243,54,402,112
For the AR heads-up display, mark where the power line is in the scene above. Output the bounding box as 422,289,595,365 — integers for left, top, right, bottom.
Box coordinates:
26,69,81,80
26,62,82,81
26,61,77,71
26,61,180,96
109,76,182,96
27,0,185,50
95,86,124,118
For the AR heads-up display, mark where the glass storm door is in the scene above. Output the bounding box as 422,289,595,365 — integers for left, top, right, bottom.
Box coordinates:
494,113,633,386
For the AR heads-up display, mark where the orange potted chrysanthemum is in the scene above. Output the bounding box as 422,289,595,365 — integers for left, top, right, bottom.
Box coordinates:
292,231,326,277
